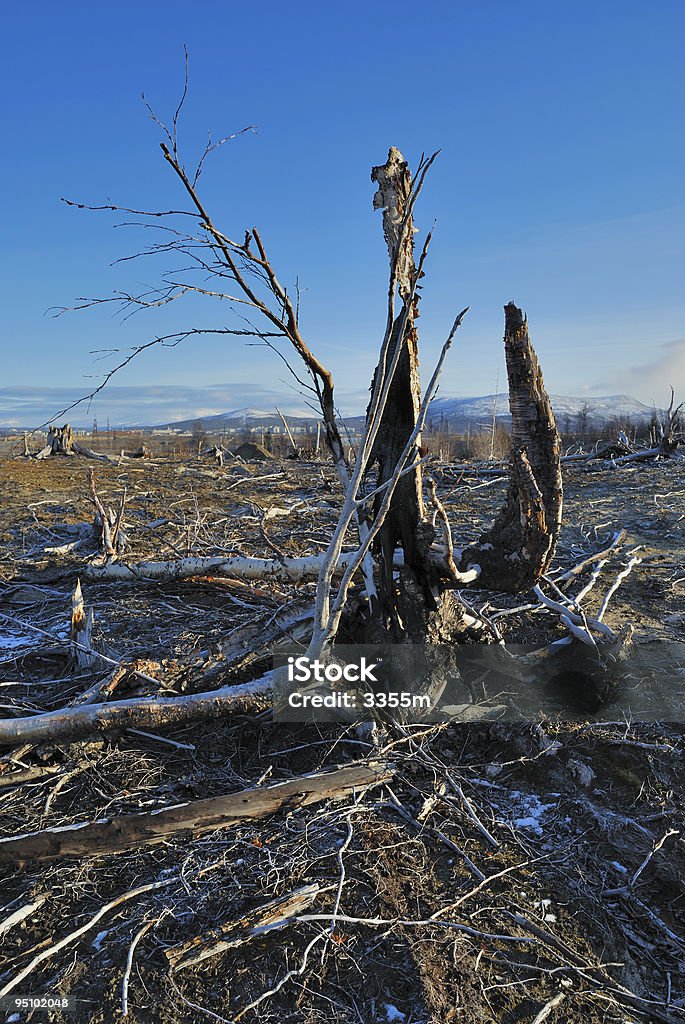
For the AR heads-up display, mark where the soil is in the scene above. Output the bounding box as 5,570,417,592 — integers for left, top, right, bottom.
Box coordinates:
0,447,683,1023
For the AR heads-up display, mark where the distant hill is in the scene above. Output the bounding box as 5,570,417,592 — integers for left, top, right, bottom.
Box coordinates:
425,393,657,429
158,407,320,431
158,395,658,434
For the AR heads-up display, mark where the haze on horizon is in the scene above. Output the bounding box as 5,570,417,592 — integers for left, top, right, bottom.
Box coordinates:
1,1,684,431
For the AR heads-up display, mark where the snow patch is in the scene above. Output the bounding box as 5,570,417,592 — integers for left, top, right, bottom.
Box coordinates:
0,632,37,652
92,929,109,950
506,792,556,835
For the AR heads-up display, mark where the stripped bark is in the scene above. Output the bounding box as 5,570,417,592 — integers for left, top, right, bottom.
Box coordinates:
0,764,391,862
459,303,563,592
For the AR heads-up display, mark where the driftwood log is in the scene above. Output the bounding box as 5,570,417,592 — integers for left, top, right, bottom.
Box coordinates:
0,763,392,862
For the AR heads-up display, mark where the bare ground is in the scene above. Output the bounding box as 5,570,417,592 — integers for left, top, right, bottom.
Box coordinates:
0,450,684,1023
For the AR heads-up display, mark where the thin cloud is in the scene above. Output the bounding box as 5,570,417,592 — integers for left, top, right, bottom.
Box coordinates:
0,384,368,429
614,338,685,406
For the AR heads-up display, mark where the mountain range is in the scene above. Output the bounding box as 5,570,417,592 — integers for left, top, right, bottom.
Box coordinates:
160,394,658,432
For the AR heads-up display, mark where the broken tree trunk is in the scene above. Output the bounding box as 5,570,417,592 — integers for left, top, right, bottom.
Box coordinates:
120,444,150,459
84,547,393,583
358,148,464,643
69,579,98,669
34,423,116,462
459,303,563,592
199,444,226,466
0,674,275,748
367,150,425,609
0,763,392,862
659,386,683,455
276,405,299,456
35,423,76,458
89,468,128,557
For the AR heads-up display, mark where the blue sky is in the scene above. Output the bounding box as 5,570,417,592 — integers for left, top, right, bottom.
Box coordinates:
1,0,684,425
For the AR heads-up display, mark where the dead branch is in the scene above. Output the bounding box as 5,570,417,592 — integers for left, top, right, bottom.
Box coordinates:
0,877,176,998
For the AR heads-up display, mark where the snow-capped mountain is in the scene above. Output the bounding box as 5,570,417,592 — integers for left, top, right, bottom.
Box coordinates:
426,393,657,427
160,406,319,430
158,394,659,432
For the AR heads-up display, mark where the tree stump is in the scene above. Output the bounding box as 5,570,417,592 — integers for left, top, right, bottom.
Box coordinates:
458,303,563,592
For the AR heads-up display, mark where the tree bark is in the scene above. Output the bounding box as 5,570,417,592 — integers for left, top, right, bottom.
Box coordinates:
459,303,563,592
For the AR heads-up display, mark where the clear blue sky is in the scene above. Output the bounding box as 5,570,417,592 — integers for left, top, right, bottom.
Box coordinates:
1,0,684,425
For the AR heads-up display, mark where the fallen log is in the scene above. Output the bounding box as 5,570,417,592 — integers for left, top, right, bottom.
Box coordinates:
84,547,396,583
166,884,322,971
0,673,275,749
0,763,392,862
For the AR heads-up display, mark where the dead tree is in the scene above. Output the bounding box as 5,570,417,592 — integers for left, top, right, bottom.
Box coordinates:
61,131,561,639
362,149,432,635
0,114,570,748
352,155,562,646
199,444,228,466
89,468,128,558
659,386,683,454
458,303,563,591
589,388,683,466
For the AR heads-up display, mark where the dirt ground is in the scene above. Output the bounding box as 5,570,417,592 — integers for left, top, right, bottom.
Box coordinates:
0,449,683,1023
